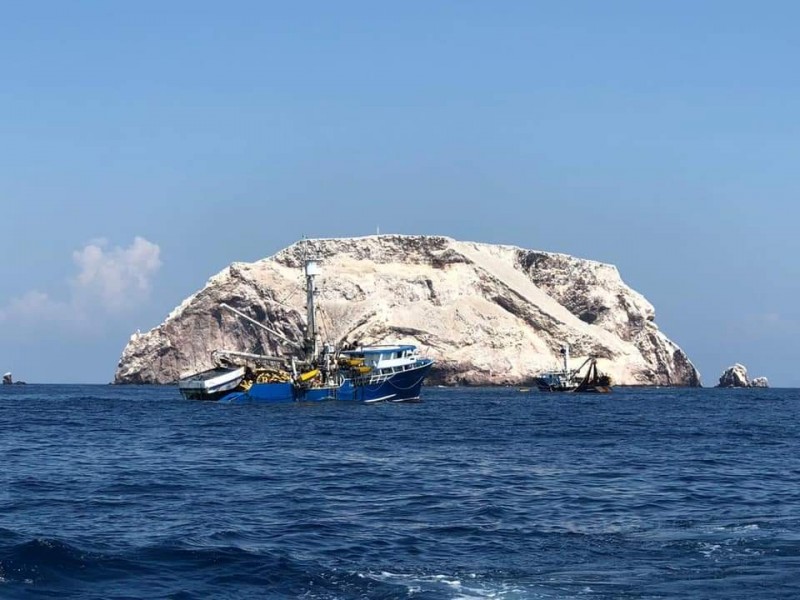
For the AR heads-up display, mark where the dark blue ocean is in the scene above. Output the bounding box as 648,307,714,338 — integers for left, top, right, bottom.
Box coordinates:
1,385,799,599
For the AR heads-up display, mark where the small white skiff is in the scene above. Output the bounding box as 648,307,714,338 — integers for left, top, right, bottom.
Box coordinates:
178,366,246,400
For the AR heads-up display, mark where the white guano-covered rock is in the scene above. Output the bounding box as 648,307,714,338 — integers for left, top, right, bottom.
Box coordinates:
717,364,750,388
114,235,701,386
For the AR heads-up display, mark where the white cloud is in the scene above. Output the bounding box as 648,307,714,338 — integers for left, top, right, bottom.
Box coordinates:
71,236,162,312
4,291,72,320
0,237,162,324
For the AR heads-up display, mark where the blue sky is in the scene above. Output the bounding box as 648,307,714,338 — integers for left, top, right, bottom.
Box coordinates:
1,1,798,385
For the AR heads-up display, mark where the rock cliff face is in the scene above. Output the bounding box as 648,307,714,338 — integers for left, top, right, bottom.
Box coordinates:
717,364,769,388
115,235,701,387
717,364,750,388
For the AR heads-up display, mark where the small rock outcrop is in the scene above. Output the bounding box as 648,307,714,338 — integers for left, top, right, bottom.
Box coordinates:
2,372,26,385
717,364,769,388
115,235,701,387
718,364,750,387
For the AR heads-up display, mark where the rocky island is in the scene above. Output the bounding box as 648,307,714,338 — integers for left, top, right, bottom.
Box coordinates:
115,235,701,387
717,364,769,388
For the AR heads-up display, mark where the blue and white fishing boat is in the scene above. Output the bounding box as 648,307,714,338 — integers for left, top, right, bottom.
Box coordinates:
178,251,434,403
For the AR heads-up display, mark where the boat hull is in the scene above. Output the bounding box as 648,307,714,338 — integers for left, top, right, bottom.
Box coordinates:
534,373,576,392
534,376,612,393
535,380,577,392
178,367,246,401
217,359,434,404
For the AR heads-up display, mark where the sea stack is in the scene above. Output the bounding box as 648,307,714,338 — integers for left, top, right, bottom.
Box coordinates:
115,235,701,387
717,364,769,388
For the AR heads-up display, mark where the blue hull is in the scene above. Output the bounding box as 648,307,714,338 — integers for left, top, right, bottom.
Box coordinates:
218,360,433,404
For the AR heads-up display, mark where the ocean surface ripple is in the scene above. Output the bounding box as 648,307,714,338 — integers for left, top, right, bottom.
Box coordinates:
1,385,799,599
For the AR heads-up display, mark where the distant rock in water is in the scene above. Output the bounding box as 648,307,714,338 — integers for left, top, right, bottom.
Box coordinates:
2,372,25,385
718,364,750,388
115,235,701,387
717,364,769,388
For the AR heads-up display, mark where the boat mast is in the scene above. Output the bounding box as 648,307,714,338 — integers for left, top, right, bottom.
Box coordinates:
303,251,320,361
561,343,570,374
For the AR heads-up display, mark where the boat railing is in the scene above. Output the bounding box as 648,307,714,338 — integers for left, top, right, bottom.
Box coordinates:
212,349,287,365
349,358,430,385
